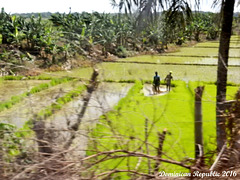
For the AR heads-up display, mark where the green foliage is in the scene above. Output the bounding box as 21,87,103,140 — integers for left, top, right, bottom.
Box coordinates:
0,121,34,166
89,81,239,175
185,12,220,41
115,46,128,58
0,93,27,112
0,123,22,161
24,15,51,50
0,8,25,45
0,6,226,67
3,76,25,80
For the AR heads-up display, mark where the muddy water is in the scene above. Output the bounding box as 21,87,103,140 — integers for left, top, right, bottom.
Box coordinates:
0,80,83,128
143,84,168,96
0,80,50,102
46,82,132,155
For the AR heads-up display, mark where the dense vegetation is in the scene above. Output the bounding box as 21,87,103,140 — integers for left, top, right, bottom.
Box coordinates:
1,7,238,74
0,0,240,179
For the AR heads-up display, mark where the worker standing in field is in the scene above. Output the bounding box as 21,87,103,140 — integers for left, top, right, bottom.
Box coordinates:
164,71,173,91
153,71,160,94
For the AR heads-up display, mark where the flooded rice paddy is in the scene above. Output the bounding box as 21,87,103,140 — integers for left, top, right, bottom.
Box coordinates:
0,80,83,127
0,81,132,130
97,63,240,84
44,82,133,155
0,80,50,102
41,36,240,87
0,36,239,139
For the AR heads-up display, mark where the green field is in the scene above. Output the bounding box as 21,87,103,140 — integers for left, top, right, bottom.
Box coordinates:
88,81,239,176
37,67,93,80
85,37,240,177
1,35,239,178
195,41,240,48
166,47,240,57
96,62,240,84
112,55,240,66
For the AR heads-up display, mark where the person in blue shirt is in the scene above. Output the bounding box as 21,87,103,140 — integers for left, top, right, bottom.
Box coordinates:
153,71,160,94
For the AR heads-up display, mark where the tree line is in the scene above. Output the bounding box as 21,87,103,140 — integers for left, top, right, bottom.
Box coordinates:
0,7,233,67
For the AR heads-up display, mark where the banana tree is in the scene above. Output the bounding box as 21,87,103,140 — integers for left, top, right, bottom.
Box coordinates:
91,12,118,57
23,15,47,51
8,15,25,45
112,14,134,48
0,8,11,44
0,10,25,45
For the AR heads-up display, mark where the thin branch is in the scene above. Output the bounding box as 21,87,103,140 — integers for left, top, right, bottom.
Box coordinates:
81,149,191,169
11,148,75,180
210,143,227,171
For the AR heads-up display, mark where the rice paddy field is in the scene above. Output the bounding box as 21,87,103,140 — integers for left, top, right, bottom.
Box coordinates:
0,36,240,177
85,36,240,176
88,81,239,176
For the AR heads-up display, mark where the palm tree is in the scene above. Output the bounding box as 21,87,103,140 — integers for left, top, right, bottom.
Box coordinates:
216,0,235,151
111,0,192,32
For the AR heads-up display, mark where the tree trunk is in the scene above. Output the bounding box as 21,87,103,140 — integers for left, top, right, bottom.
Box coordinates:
137,0,154,32
195,86,204,159
216,0,235,151
2,35,8,44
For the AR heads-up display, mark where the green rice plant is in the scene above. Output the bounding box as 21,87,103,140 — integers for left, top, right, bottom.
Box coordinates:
3,75,75,81
97,62,240,84
37,67,93,80
27,83,50,95
0,93,27,112
88,81,239,176
36,76,53,80
33,85,86,121
3,75,51,80
49,77,72,86
0,123,22,159
167,47,240,58
3,76,25,80
0,77,74,112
